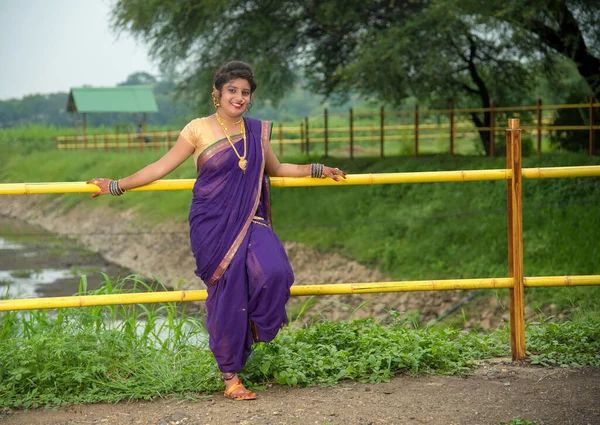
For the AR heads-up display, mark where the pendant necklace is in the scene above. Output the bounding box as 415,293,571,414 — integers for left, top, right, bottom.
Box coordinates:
216,113,247,171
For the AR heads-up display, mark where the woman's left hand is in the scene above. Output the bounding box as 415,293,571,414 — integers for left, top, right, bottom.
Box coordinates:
322,166,347,182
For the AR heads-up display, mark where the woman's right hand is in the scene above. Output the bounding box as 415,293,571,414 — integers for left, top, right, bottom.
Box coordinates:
86,178,112,198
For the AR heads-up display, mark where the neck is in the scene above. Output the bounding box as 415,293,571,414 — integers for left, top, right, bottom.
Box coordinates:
216,110,243,124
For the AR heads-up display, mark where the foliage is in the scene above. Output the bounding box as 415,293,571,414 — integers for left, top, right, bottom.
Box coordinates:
110,0,599,154
499,418,544,425
1,275,598,408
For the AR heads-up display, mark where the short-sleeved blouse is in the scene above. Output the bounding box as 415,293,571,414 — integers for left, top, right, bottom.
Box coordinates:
179,117,242,170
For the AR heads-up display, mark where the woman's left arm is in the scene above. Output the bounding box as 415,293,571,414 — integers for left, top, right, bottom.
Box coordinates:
264,144,346,181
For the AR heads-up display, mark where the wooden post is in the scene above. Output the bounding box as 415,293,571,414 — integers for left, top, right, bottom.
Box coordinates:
490,101,496,157
324,108,329,157
305,117,310,156
93,133,98,150
449,100,454,155
350,107,354,159
537,98,542,154
300,122,305,154
154,130,158,152
167,129,171,150
414,104,419,157
278,123,283,157
128,131,132,154
103,131,108,152
590,97,595,156
507,118,526,361
380,106,385,158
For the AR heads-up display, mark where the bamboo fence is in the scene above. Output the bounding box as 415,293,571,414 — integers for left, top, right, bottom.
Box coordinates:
2,119,599,360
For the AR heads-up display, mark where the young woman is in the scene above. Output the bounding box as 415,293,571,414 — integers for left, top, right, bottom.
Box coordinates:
87,61,346,400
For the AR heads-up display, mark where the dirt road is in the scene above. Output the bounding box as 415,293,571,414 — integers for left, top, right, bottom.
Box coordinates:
3,360,599,425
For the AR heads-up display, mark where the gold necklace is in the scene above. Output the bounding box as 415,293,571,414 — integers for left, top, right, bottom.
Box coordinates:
216,112,242,125
215,114,247,171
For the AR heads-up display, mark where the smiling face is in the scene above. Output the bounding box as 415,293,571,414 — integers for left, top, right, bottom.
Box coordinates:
214,78,252,120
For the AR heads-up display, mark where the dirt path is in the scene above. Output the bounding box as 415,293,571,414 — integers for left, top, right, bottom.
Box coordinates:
3,361,599,425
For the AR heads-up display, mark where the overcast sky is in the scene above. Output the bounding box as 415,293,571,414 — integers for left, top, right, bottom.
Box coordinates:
0,0,158,101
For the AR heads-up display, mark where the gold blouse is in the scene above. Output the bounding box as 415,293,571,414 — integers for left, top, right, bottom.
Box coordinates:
179,117,242,169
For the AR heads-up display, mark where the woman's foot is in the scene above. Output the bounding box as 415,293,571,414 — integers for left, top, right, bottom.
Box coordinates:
223,374,256,401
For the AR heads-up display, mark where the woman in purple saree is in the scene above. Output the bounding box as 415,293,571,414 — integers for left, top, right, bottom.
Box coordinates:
88,61,346,400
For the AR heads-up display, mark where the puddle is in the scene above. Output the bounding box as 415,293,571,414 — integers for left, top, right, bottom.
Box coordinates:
0,216,140,299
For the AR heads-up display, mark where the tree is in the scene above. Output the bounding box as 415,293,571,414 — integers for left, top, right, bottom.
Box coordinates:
111,0,597,154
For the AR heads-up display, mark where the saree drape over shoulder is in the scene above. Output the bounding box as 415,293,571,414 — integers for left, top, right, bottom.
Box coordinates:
184,117,294,373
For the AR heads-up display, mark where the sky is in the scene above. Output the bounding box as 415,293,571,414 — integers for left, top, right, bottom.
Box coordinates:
0,0,158,101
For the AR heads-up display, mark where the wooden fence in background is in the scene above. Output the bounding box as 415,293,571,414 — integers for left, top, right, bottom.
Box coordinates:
56,98,598,157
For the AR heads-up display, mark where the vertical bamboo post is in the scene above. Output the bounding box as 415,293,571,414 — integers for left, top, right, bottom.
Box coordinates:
154,131,158,152
139,131,144,153
324,108,329,157
490,101,496,157
305,117,310,156
103,131,108,152
115,129,120,154
350,107,354,159
537,98,542,154
128,131,132,154
300,122,305,154
278,123,283,157
507,118,526,361
590,97,595,156
449,100,455,155
93,133,98,150
414,104,419,157
167,129,172,150
379,106,384,158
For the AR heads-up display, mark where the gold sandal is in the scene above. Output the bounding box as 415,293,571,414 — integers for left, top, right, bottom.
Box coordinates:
224,380,257,401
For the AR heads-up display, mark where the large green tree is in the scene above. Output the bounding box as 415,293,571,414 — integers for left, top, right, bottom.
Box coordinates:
111,0,598,154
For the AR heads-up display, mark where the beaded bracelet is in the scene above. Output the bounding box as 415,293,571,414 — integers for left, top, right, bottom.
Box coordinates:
109,179,125,196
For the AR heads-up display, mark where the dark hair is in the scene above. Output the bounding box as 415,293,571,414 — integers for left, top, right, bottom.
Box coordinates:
213,61,258,94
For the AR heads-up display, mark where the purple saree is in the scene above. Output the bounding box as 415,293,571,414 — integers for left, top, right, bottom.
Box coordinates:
188,117,294,373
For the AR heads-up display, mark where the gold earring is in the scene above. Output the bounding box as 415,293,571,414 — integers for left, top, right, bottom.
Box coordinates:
212,92,220,108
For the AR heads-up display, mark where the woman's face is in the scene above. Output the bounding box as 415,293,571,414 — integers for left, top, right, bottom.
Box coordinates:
215,78,252,119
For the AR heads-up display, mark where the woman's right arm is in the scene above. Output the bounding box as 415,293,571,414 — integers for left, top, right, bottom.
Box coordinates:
87,136,195,198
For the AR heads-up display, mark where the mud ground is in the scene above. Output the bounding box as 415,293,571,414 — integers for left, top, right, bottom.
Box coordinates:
2,360,599,425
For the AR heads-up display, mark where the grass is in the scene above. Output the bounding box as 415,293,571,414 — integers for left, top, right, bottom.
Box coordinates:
1,277,599,408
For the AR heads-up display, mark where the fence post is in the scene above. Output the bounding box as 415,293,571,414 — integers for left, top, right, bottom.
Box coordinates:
103,131,108,152
115,129,120,154
300,122,305,154
350,107,354,159
323,108,329,157
167,129,171,150
305,117,310,156
449,100,455,155
93,133,98,151
506,118,526,361
414,104,419,157
590,97,595,156
380,106,385,158
128,132,132,154
537,98,542,154
154,131,158,152
279,123,283,157
490,101,496,157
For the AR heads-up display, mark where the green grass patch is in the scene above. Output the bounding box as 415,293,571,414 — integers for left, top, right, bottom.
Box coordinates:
1,277,599,408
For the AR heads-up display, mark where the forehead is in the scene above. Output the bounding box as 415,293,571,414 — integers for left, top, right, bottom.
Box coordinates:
223,78,251,91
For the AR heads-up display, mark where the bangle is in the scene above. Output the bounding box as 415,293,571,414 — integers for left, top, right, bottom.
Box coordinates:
109,180,125,196
311,163,324,178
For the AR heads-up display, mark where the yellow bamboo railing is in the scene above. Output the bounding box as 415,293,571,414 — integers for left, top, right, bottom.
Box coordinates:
1,166,600,195
2,275,599,312
4,119,600,360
